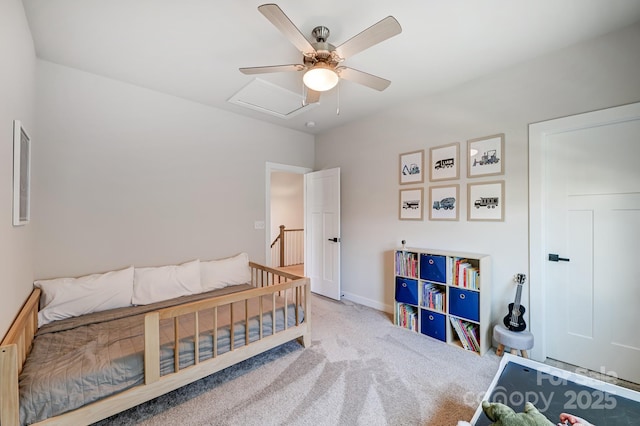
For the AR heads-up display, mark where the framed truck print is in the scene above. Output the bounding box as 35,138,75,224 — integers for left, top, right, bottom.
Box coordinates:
467,133,504,178
467,180,504,221
399,150,424,185
429,142,459,182
429,184,459,221
13,120,31,226
399,188,424,220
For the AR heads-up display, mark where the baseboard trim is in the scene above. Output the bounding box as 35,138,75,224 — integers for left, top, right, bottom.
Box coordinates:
341,291,393,313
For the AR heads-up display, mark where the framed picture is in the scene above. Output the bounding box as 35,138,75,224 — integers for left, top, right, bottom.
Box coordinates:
399,188,424,220
13,120,31,226
467,133,504,178
429,142,459,181
399,150,424,185
429,184,459,221
467,181,505,222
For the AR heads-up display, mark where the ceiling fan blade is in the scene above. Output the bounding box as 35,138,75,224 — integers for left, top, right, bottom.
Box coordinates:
258,4,316,55
305,89,321,104
239,64,304,75
334,16,401,59
337,67,391,91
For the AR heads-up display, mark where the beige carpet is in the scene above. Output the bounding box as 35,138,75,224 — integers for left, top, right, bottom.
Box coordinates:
95,295,501,425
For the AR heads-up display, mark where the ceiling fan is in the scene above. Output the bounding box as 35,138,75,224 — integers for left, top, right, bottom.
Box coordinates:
240,3,402,105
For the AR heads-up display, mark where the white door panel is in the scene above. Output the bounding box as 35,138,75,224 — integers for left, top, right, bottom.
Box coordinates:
547,193,640,375
599,196,640,352
305,168,341,300
530,101,640,383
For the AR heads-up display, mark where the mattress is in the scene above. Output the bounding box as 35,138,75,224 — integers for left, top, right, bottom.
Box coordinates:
18,285,304,425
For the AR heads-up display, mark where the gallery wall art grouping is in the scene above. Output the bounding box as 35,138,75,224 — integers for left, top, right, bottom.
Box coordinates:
398,134,505,222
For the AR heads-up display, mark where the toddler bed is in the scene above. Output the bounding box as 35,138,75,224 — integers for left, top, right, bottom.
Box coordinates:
0,258,310,425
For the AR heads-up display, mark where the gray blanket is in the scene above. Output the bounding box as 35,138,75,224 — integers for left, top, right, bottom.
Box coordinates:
18,286,304,425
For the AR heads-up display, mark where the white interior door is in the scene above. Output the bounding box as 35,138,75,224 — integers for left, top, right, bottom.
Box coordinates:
304,168,341,300
529,102,640,383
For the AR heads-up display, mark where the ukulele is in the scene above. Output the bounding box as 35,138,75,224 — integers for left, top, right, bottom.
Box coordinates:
503,273,527,332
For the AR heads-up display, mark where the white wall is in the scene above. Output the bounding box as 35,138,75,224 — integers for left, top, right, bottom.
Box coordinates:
33,61,314,279
316,22,640,332
0,0,36,337
270,171,303,243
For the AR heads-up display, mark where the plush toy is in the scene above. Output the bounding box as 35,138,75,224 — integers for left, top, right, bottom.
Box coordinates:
481,401,555,426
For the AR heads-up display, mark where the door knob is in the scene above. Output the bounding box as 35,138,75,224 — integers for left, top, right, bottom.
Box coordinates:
548,253,570,262
328,237,340,242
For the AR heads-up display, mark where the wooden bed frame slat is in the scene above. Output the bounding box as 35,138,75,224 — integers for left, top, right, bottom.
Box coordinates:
213,306,218,357
144,313,160,384
230,302,235,352
0,263,310,426
194,311,200,366
0,344,19,425
244,299,249,345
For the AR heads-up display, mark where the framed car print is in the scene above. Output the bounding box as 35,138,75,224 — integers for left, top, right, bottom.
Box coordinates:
467,180,505,221
399,188,424,220
399,150,424,185
430,142,459,182
429,184,459,221
467,134,504,178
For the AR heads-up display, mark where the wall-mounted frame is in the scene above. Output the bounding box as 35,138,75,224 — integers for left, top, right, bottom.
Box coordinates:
399,188,424,220
429,142,459,182
467,133,504,178
13,120,31,226
429,184,459,221
399,150,424,185
467,180,504,222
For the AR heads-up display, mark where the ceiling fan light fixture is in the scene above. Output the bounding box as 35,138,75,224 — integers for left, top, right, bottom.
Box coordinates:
303,64,339,92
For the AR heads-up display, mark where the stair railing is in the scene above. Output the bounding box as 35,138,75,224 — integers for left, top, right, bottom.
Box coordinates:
270,225,304,267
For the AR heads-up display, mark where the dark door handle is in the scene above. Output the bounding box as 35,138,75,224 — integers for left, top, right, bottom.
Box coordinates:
328,237,340,242
548,253,570,262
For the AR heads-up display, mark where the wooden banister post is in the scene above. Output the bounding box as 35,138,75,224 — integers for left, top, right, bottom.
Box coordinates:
279,225,285,267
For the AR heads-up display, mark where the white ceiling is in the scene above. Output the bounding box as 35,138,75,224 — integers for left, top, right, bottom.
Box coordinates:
22,0,640,135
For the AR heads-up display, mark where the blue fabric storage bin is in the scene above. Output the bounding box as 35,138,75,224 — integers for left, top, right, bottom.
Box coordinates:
421,310,446,342
395,277,419,305
419,254,447,283
449,287,480,322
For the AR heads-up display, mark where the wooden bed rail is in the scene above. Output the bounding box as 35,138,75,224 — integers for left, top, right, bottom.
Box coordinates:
144,273,311,384
0,288,41,426
248,261,302,285
1,289,41,366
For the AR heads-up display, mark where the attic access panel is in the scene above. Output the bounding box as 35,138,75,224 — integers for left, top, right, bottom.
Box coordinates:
228,78,317,119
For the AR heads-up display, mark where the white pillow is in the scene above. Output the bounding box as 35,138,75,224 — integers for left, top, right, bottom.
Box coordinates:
200,252,251,291
133,259,201,305
35,266,134,327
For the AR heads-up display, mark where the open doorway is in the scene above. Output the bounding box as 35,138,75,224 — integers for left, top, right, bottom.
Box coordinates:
265,162,311,274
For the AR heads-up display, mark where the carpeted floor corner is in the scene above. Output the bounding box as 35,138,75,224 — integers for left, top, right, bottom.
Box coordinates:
95,295,501,425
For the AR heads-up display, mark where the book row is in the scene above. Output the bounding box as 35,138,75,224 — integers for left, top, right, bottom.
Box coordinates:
422,283,445,311
450,316,480,352
395,251,418,277
453,258,480,290
396,302,417,331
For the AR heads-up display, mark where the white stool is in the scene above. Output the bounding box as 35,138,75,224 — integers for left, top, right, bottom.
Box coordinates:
492,324,534,358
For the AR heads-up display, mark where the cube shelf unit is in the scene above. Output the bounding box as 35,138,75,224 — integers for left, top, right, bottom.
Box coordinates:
393,247,491,355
